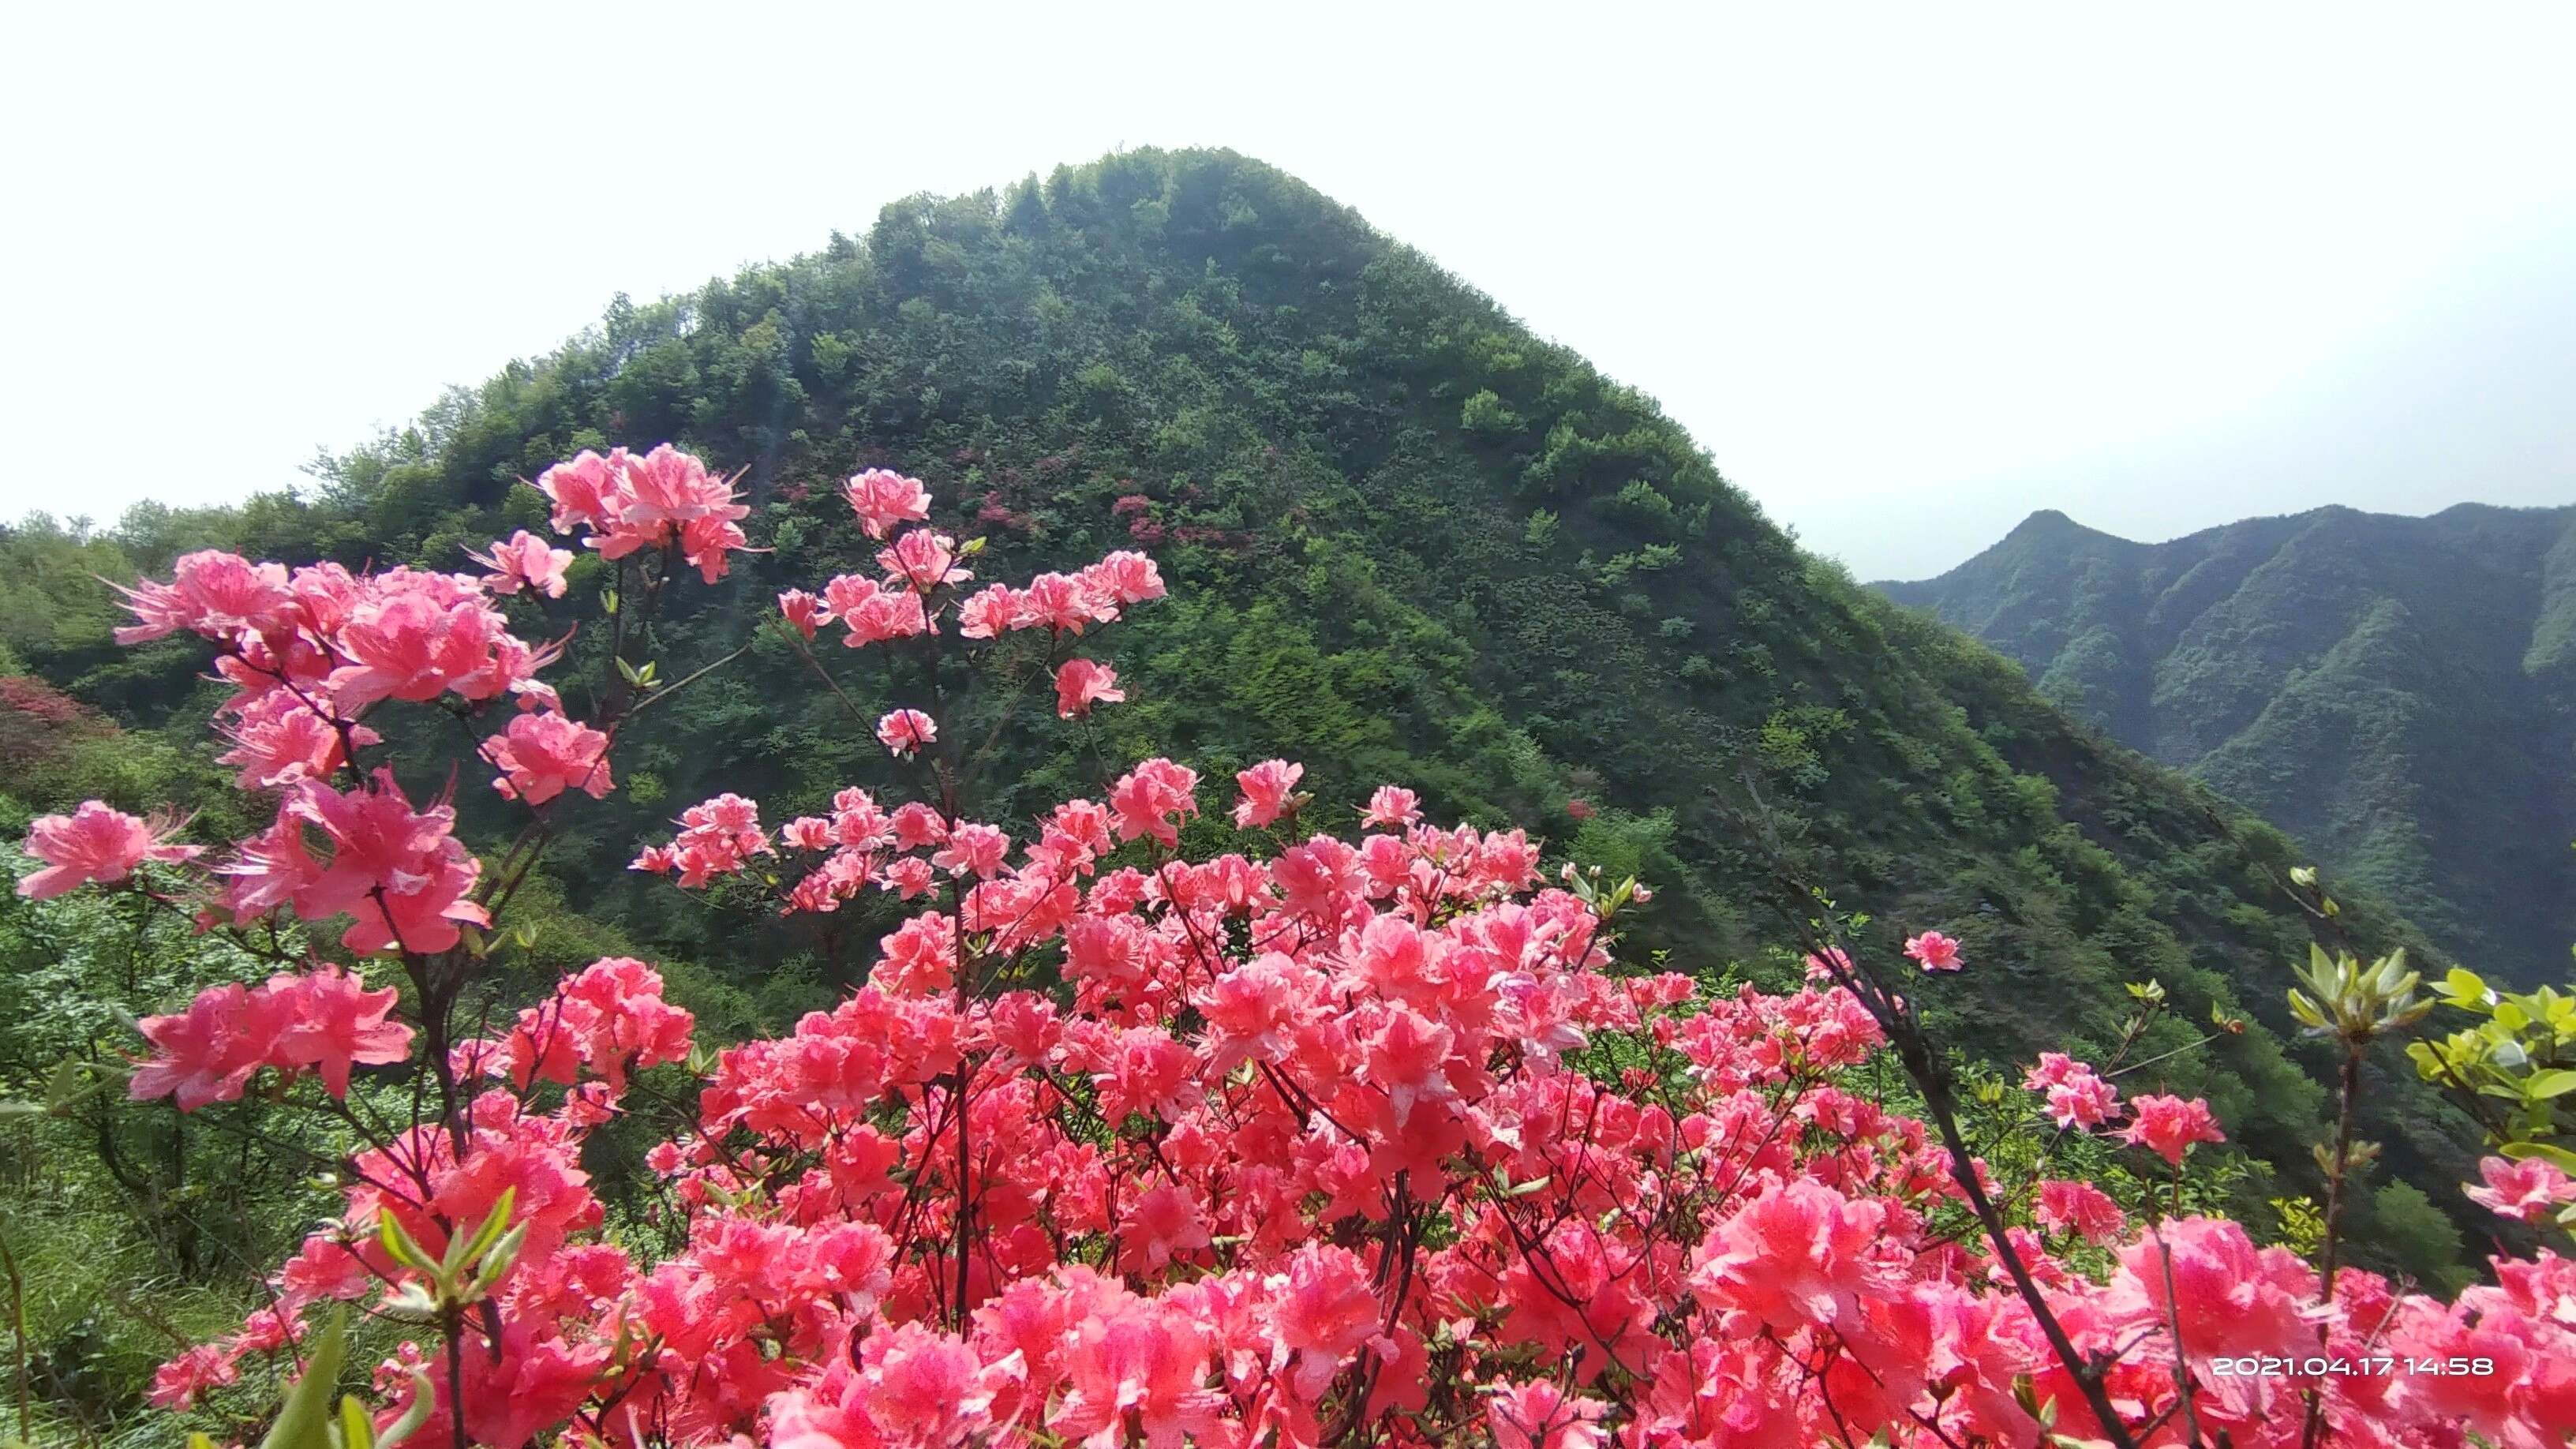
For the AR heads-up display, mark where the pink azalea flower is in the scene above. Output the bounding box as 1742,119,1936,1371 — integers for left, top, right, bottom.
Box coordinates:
1486,1379,1610,1449
1904,930,1963,972
481,710,614,804
2466,1155,2576,1223
2023,1051,2122,1129
2116,1093,2226,1166
469,530,573,597
842,467,932,540
17,801,200,897
2035,1178,2128,1243
1054,658,1125,719
877,710,938,758
1361,784,1423,829
1233,758,1305,829
779,588,829,640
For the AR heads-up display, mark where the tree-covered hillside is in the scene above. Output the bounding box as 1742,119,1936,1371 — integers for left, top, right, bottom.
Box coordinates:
2,148,2491,1286
1879,503,2576,989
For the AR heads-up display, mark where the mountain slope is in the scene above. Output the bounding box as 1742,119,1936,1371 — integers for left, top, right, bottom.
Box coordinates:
1881,504,2576,986
2,148,2487,1283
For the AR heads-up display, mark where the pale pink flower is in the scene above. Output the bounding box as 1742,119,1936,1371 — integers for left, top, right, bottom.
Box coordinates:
877,710,938,758
469,530,573,597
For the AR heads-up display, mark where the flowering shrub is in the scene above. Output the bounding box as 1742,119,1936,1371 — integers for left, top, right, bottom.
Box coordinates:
14,448,2576,1448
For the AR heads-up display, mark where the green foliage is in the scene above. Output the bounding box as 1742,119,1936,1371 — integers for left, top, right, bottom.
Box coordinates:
1881,503,2576,988
2411,960,2576,1208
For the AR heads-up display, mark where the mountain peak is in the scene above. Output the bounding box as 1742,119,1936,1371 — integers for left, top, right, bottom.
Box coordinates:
2005,507,2118,544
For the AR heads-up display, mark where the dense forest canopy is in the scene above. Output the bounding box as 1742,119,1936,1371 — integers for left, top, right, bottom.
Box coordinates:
2,152,2520,1425
1878,503,2576,990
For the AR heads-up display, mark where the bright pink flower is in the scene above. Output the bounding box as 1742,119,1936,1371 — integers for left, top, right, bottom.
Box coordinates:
1110,759,1200,847
1082,550,1166,606
287,769,489,954
1486,1380,1609,1449
779,588,828,640
956,582,1027,639
482,710,614,804
272,964,414,1095
878,856,935,899
326,577,533,710
148,1342,242,1410
1690,1177,1889,1330
216,691,375,790
889,802,949,850
1021,571,1116,634
536,447,631,534
470,530,573,597
620,444,747,532
540,445,750,579
1232,759,1304,829
1054,658,1125,719
843,467,933,540
931,823,1009,880
2022,1052,2121,1129
111,549,294,645
1050,1299,1227,1449
1904,930,1963,972
646,792,772,888
1801,946,1853,982
1116,1183,1213,1276
508,957,694,1091
771,1320,998,1449
877,530,964,590
679,513,749,584
2116,1094,2225,1166
275,1235,371,1311
2466,1155,2576,1224
1267,1244,1380,1399
129,981,291,1110
216,804,324,918
823,573,930,646
2035,1178,2127,1244
17,801,199,897
876,710,938,758
1361,785,1422,829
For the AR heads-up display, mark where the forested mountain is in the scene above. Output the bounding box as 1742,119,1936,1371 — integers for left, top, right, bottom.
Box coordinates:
2,148,2493,1311
1879,504,2576,988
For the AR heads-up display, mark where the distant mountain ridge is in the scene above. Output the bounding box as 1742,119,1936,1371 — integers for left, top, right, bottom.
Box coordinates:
1880,502,2576,983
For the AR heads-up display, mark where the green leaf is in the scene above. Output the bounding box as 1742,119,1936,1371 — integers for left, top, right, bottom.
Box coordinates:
376,1211,437,1276
2501,1140,2576,1174
339,1394,376,1449
2525,1069,2576,1100
260,1307,348,1449
444,1185,517,1276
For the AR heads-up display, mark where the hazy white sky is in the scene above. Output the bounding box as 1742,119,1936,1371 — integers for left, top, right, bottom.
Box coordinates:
3,3,2572,580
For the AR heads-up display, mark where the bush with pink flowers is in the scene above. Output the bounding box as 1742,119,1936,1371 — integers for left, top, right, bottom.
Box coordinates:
14,448,2576,1448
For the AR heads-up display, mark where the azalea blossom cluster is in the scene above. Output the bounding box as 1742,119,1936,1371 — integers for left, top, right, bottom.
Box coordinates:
133,767,2576,1447
14,447,755,951
17,457,2576,1448
537,444,754,583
